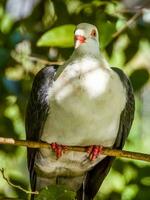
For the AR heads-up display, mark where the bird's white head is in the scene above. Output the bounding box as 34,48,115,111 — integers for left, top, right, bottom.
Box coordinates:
74,23,100,57
73,23,100,58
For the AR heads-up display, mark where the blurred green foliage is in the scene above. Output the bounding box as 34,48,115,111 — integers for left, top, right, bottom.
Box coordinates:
0,0,150,199
35,185,76,200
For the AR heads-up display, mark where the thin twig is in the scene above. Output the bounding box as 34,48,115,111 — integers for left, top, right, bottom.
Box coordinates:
0,137,150,162
0,168,38,195
112,10,143,39
28,56,64,66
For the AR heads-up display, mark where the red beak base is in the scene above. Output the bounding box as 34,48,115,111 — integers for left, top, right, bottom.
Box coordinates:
75,35,86,43
74,35,86,48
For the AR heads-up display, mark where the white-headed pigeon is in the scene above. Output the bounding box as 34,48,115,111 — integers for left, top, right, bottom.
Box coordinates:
26,23,135,200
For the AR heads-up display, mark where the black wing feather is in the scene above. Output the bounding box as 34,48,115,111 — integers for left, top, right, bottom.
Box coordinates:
77,67,135,200
25,66,58,192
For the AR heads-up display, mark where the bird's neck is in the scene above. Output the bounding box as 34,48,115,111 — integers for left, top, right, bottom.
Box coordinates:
68,41,110,70
72,40,101,60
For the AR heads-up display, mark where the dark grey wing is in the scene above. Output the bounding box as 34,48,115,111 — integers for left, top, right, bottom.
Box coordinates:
112,67,135,149
25,65,58,192
77,67,135,200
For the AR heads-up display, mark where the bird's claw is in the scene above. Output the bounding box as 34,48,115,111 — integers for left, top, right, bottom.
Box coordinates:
87,145,103,161
50,143,66,159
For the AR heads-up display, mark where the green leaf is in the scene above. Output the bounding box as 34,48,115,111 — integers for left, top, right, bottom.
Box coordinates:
130,68,149,92
99,21,116,49
35,185,76,200
0,13,14,34
37,24,75,48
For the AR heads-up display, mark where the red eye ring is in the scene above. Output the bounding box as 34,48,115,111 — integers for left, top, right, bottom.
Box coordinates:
91,29,96,37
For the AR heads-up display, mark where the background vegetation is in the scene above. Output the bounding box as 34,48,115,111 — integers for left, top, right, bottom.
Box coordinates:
0,0,150,199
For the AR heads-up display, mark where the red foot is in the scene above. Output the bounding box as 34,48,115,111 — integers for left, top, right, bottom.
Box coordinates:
50,143,66,159
87,145,103,161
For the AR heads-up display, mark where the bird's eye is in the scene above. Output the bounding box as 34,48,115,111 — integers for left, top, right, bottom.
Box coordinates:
91,29,96,37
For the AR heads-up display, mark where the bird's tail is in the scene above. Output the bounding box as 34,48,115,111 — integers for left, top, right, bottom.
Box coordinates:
30,171,37,200
76,156,114,200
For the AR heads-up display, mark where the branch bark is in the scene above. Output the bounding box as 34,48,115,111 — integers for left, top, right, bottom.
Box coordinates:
0,137,150,162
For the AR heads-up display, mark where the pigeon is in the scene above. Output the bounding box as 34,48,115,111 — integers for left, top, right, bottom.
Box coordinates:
25,23,135,200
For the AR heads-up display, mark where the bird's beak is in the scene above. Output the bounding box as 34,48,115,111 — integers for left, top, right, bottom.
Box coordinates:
74,35,86,49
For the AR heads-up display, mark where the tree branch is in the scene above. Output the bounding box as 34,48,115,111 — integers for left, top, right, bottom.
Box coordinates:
112,10,143,39
0,168,38,195
0,137,150,162
28,56,64,66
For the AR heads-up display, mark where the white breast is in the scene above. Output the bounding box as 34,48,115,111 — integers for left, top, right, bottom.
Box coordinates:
42,57,126,147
